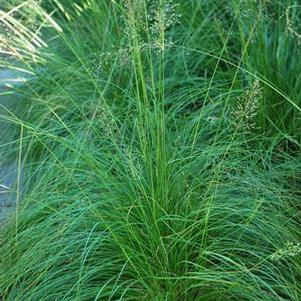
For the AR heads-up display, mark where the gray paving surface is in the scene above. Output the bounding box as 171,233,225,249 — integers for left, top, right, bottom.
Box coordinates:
0,161,17,223
0,68,21,300
0,69,20,225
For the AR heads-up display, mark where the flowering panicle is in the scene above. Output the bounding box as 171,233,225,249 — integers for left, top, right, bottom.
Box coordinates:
286,5,301,42
147,0,180,51
270,242,301,262
122,0,180,53
90,1,181,77
232,80,261,133
90,48,131,77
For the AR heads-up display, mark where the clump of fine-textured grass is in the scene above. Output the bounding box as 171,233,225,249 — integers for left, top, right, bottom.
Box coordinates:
0,0,301,300
1,116,301,300
236,1,301,145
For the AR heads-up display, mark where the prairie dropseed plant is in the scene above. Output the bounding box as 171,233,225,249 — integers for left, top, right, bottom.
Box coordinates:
0,0,301,300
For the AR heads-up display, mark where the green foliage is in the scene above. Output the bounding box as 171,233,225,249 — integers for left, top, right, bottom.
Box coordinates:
0,0,300,300
237,1,301,143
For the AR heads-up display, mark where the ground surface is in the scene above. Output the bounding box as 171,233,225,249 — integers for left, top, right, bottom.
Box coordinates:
0,69,19,225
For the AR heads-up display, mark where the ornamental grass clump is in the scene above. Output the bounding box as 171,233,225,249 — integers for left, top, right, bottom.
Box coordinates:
0,0,301,300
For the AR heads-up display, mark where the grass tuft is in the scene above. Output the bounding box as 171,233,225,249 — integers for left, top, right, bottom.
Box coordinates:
0,0,301,300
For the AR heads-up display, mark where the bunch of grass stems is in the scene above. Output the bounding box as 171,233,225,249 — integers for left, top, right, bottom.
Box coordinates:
0,0,301,300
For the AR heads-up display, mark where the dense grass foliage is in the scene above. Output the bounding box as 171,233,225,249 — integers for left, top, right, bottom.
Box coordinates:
0,0,301,300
